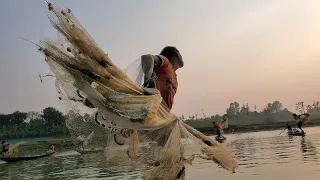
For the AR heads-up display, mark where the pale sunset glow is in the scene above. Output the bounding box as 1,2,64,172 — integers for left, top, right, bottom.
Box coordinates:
1,0,320,117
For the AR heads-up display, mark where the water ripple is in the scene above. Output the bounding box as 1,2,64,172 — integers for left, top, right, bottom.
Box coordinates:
1,127,320,179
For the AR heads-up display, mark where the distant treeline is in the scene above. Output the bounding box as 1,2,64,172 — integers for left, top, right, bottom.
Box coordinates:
1,100,320,139
184,100,320,128
0,107,69,139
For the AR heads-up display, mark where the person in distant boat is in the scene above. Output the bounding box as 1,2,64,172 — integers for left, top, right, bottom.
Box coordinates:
141,46,184,111
1,141,9,155
285,122,292,131
284,122,293,134
213,121,222,137
293,114,304,132
50,144,55,152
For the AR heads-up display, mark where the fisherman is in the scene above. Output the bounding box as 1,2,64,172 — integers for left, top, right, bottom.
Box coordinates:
293,113,304,132
285,122,292,131
141,46,184,111
1,141,9,155
141,47,184,179
213,121,222,137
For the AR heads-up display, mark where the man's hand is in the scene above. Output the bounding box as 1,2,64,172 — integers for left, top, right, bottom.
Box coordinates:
142,72,156,88
141,54,161,88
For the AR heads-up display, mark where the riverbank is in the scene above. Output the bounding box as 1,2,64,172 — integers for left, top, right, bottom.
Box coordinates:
8,137,75,151
6,119,320,148
193,120,320,135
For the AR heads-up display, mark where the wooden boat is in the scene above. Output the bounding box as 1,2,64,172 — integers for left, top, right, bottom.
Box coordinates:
0,151,55,162
287,129,305,136
76,148,104,154
215,135,227,143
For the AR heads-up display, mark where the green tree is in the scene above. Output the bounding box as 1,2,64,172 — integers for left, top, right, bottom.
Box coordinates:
271,101,283,113
312,101,320,116
42,107,66,135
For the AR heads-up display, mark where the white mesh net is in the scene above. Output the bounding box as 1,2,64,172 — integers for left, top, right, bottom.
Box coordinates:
37,2,238,179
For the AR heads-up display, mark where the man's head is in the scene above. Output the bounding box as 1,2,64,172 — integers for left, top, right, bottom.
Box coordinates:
1,141,5,144
212,121,216,125
293,113,297,118
160,46,184,70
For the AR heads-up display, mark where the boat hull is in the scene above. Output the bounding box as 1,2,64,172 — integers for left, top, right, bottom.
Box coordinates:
287,129,305,136
215,135,227,143
0,151,55,162
76,149,104,154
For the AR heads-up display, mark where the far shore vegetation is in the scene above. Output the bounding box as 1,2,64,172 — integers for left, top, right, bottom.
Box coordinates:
1,100,320,140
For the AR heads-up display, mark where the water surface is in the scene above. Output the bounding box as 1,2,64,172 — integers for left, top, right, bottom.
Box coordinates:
1,127,320,180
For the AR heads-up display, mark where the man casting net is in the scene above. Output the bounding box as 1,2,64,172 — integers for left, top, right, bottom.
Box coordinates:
35,2,238,179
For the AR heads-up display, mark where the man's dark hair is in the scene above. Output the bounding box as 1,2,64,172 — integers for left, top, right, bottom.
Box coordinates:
160,46,179,60
1,141,5,144
212,121,216,124
293,113,297,117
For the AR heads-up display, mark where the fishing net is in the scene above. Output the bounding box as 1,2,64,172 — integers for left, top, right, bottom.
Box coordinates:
219,115,229,134
6,142,25,156
300,113,310,122
37,2,238,179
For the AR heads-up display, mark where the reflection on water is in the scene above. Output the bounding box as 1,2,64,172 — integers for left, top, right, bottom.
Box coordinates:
187,127,320,180
1,127,320,179
0,153,142,180
300,137,318,163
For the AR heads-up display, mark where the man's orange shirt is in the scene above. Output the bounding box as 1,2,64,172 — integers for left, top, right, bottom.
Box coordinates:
50,145,55,151
153,55,178,110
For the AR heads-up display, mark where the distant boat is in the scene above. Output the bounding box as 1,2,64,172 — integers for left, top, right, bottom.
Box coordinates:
215,135,227,143
287,128,305,136
76,148,104,154
0,151,54,162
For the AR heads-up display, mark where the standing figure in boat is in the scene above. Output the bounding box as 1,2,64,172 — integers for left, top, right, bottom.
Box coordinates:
213,115,228,142
213,121,222,137
293,113,303,132
141,46,184,111
1,141,9,155
293,113,309,133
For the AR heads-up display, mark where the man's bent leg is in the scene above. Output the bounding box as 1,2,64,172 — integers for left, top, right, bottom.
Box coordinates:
298,122,304,132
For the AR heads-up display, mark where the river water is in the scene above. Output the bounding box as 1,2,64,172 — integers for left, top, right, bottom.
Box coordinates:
1,126,320,180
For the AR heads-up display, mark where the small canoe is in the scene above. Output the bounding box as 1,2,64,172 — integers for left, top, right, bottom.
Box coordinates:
287,131,305,136
215,135,227,143
0,151,55,162
287,128,305,136
76,148,104,154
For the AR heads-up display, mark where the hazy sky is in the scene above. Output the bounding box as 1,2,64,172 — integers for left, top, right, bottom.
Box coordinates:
1,0,320,117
